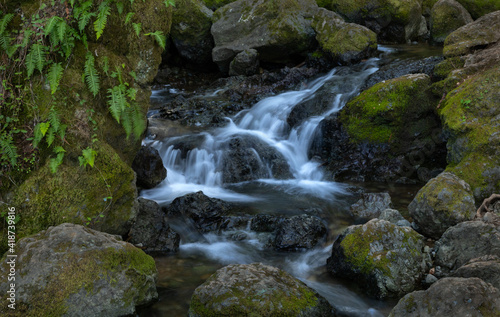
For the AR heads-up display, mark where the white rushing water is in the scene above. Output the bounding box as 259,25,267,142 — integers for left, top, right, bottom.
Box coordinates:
142,59,379,204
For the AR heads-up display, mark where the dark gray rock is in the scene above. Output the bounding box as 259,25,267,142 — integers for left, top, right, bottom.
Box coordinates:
250,214,285,232
229,49,260,76
128,198,180,253
350,192,392,221
430,0,473,44
452,255,500,290
274,215,327,251
389,277,500,316
132,146,167,189
0,223,157,317
379,209,412,227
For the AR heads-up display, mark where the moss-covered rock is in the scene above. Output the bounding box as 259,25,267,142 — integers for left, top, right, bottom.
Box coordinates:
202,0,237,10
327,219,426,299
455,0,500,19
430,0,473,44
311,8,377,64
0,223,157,316
432,56,465,80
408,172,475,239
188,263,335,316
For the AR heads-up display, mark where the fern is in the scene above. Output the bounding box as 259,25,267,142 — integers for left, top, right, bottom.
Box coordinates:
26,44,47,77
33,123,43,148
131,104,146,140
45,16,62,35
48,62,64,94
107,85,127,123
121,105,133,138
46,128,56,146
145,31,166,49
80,147,97,168
94,1,111,39
49,147,66,173
0,135,18,166
48,107,61,132
164,0,175,8
126,87,137,100
125,12,134,25
116,1,125,15
102,56,109,75
84,53,100,96
79,11,95,32
0,13,14,34
132,23,141,37
57,20,67,43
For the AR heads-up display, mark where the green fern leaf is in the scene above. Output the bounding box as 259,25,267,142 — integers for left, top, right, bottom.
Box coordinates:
94,1,111,39
0,13,14,34
26,44,47,77
164,0,175,8
21,29,32,47
48,62,64,94
84,53,100,96
40,122,51,136
0,135,18,166
46,128,56,146
107,85,127,123
126,87,137,100
82,147,97,167
131,104,146,140
79,11,95,32
116,1,124,15
33,123,43,148
57,20,67,43
102,56,109,75
49,151,65,174
132,23,141,37
145,31,166,49
48,107,61,132
45,16,62,35
125,12,134,25
121,106,133,139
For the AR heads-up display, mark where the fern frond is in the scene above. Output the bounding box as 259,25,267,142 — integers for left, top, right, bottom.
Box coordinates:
49,151,65,173
126,87,137,100
79,11,95,32
46,128,55,146
0,13,14,34
57,20,67,43
45,16,62,35
131,104,146,140
48,62,64,94
125,12,134,25
84,53,100,96
116,1,124,15
107,85,127,123
132,23,141,37
21,29,32,47
26,44,47,77
121,105,133,138
33,123,43,148
0,135,18,166
81,147,97,167
48,107,61,132
94,1,111,39
145,31,166,49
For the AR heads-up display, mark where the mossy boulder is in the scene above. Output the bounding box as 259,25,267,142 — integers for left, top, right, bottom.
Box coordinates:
430,0,473,44
452,255,500,290
188,263,335,316
327,219,426,299
389,277,500,317
455,0,500,19
171,0,216,70
408,172,476,239
0,223,157,316
443,10,500,57
203,0,237,10
311,8,377,64
439,63,500,201
211,0,317,72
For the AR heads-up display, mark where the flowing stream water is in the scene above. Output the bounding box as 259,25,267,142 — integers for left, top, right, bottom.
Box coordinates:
138,47,438,316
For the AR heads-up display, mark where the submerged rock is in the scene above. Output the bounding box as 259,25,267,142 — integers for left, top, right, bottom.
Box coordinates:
349,192,392,222
274,215,327,251
188,263,335,316
430,0,473,44
0,223,158,317
389,277,500,316
327,219,426,299
132,146,167,189
408,172,475,239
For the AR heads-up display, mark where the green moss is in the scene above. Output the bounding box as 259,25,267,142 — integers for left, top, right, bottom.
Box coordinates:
455,0,500,19
433,57,465,79
203,0,236,10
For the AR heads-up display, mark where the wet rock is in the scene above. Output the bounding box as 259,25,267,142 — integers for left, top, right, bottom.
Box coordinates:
434,221,500,275
220,135,292,183
167,191,231,233
250,214,285,232
0,223,157,317
350,192,392,222
132,146,167,189
379,209,412,227
274,215,327,251
430,0,473,44
454,0,500,19
452,255,500,290
188,263,335,316
327,219,426,299
128,198,180,253
408,172,475,239
389,277,500,316
229,49,260,76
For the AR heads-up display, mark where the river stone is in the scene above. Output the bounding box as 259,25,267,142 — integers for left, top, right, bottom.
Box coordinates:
434,220,500,274
250,214,285,232
311,8,377,64
430,0,473,44
350,192,392,221
229,49,260,76
274,215,327,251
128,198,180,253
211,0,317,72
443,11,500,57
452,255,500,290
408,172,475,239
132,145,167,189
167,191,230,233
379,209,412,227
0,223,157,317
171,0,215,70
327,219,426,299
389,277,500,317
188,263,335,316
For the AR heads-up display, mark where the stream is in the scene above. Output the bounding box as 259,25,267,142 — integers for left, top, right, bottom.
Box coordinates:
138,45,441,316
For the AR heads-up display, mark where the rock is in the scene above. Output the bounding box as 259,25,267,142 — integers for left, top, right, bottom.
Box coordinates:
0,223,157,316
171,0,216,70
202,0,236,10
274,215,327,251
132,146,167,189
128,198,180,253
452,255,500,289
408,172,475,239
379,209,412,227
455,0,500,19
327,219,426,299
220,135,292,183
311,8,377,64
434,221,500,274
188,263,335,316
167,191,231,233
389,277,500,316
350,192,392,221
443,11,500,57
211,0,317,72
423,273,439,285
229,49,260,76
430,0,473,44
250,214,285,232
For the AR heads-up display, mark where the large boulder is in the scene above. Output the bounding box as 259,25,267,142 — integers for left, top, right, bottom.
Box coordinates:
274,215,327,251
327,219,426,299
311,8,377,64
408,172,475,239
171,0,216,70
349,192,392,221
455,0,500,19
188,263,335,316
0,223,157,316
452,255,500,290
430,0,473,44
389,277,500,316
132,146,167,189
229,49,260,76
211,0,318,72
434,221,500,274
